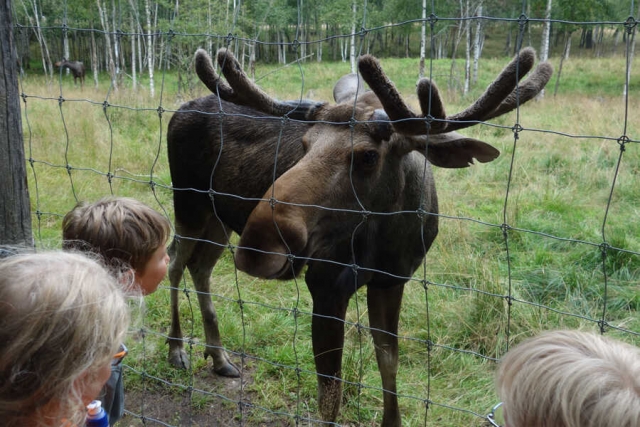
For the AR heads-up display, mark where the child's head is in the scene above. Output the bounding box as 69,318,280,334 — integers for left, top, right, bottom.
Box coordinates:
62,197,171,294
0,251,130,427
495,329,640,427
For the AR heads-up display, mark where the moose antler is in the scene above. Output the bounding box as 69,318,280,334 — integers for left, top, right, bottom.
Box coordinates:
194,48,324,120
358,47,553,135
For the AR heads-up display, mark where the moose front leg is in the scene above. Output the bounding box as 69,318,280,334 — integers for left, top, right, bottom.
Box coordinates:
310,288,351,423
367,284,404,427
187,229,240,378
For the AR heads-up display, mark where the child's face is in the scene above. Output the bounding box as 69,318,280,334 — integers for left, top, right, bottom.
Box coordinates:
76,360,113,406
135,245,170,295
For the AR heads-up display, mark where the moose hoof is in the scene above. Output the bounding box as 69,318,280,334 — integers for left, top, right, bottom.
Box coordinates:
214,360,241,378
168,348,191,370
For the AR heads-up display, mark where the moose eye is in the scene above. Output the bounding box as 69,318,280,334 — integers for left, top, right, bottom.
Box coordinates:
360,150,379,167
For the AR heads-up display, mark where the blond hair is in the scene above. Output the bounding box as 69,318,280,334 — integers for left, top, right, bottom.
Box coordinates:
62,197,171,275
0,251,130,427
496,329,640,427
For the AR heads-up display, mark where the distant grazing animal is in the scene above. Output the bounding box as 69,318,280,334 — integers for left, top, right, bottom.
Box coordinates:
166,47,552,426
54,59,85,88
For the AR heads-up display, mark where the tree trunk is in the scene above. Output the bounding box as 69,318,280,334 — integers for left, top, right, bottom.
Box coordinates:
350,0,356,73
130,13,137,90
0,0,33,248
538,0,552,98
91,25,99,87
419,0,426,78
97,0,117,89
144,0,155,97
26,0,53,78
472,2,483,85
554,31,572,96
463,0,471,95
63,18,70,75
449,0,465,90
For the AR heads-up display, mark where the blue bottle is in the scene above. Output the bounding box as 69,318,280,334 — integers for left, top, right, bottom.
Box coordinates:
86,400,109,427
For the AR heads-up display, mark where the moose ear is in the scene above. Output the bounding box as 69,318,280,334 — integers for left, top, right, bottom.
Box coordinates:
420,134,500,168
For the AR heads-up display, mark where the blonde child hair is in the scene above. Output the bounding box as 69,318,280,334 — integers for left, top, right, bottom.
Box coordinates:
496,329,640,427
0,251,130,427
62,197,171,277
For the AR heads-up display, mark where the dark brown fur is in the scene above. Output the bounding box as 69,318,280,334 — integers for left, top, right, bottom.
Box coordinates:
166,48,552,426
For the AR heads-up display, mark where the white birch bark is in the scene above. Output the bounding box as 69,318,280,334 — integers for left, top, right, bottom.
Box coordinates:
91,27,99,87
97,0,117,89
537,0,552,98
464,0,471,95
130,13,137,90
350,0,356,73
472,2,483,85
419,0,426,78
145,0,155,97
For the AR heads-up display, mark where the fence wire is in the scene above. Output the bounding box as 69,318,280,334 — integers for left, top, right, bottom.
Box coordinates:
12,0,640,426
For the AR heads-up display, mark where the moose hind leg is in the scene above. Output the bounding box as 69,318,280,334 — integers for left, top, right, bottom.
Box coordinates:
367,284,404,427
186,227,240,377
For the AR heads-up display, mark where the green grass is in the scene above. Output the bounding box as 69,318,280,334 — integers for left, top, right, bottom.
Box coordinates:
17,51,640,426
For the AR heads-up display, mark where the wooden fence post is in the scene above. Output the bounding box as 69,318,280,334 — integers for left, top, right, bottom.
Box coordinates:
0,0,33,249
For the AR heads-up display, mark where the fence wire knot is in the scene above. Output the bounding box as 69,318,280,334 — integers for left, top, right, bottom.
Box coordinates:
416,207,428,220
269,197,278,209
58,96,65,106
597,319,609,334
511,123,523,140
420,279,428,290
157,106,165,117
624,16,637,35
426,339,434,352
599,241,611,255
617,135,629,151
518,13,529,27
428,13,438,25
287,253,296,264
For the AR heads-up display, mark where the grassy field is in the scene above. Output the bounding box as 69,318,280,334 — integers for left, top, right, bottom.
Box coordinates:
18,49,640,426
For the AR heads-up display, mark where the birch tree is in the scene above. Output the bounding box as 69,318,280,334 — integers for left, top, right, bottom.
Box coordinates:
419,0,427,78
97,0,117,89
350,0,356,73
538,0,552,98
144,0,155,97
472,0,483,85
463,0,471,95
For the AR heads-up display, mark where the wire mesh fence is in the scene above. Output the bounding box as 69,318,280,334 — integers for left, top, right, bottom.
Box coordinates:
11,0,640,425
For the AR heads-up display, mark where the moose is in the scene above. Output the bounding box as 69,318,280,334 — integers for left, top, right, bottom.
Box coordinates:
54,59,86,88
166,47,552,426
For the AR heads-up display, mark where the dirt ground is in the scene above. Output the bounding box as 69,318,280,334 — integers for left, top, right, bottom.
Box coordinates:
119,365,295,427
